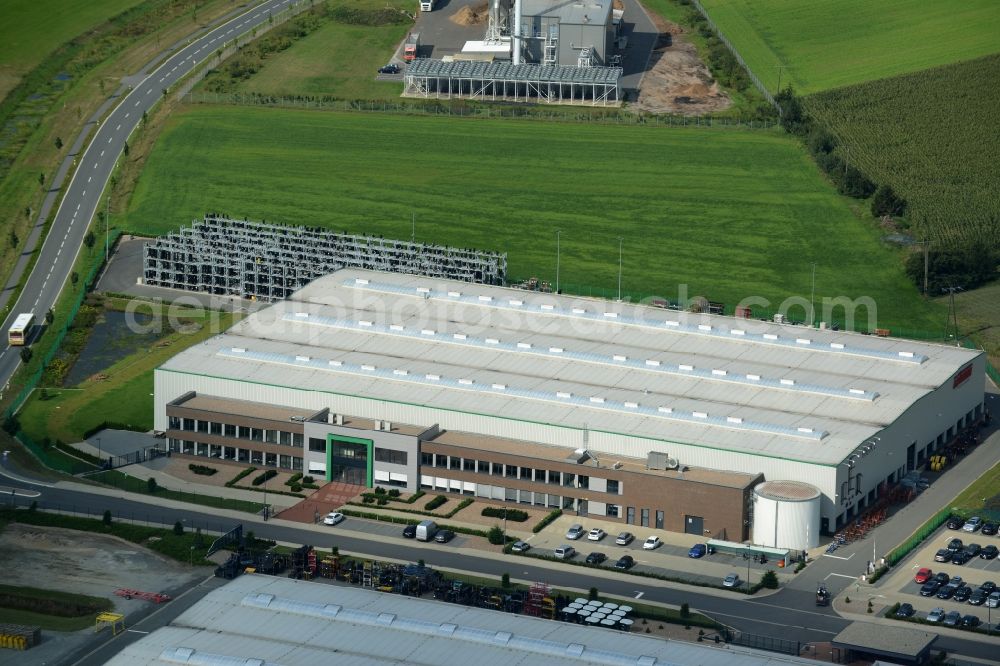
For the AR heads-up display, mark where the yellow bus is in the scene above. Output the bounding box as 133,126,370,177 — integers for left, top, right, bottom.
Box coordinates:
8,312,34,346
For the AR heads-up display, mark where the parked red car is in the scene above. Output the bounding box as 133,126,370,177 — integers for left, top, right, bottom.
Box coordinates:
914,567,933,584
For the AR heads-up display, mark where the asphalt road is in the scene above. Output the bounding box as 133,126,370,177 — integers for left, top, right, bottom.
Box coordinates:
0,0,299,396
2,470,996,662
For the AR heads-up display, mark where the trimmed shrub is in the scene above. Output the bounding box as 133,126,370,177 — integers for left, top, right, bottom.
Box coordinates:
226,466,257,487
482,507,529,522
760,570,779,589
173,520,184,536
487,526,505,545
425,495,448,511
188,464,218,476
251,469,278,486
102,510,113,526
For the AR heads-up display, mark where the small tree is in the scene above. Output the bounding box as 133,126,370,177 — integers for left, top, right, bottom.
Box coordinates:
55,136,63,150
680,602,690,618
39,172,45,187
487,526,505,545
123,140,129,157
103,510,113,526
173,520,184,536
84,231,95,251
760,570,779,589
71,271,79,286
45,308,54,324
588,586,599,601
20,347,32,364
147,477,158,493
501,573,510,588
8,230,17,248
2,414,19,435
29,500,38,512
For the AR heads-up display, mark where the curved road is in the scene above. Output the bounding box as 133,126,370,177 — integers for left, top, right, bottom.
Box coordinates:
0,0,299,394
2,471,995,661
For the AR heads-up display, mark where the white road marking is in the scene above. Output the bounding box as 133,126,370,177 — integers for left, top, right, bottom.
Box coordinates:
116,124,121,131
76,204,80,210
100,150,104,157
88,177,91,183
108,137,113,143
633,591,644,599
147,88,152,94
160,77,165,82
125,113,130,118
127,630,150,635
94,162,98,169
825,572,858,579
60,241,64,248
823,553,855,561
135,100,141,107
82,190,86,196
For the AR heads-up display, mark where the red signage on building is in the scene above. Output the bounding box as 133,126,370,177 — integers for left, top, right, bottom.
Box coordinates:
953,364,973,388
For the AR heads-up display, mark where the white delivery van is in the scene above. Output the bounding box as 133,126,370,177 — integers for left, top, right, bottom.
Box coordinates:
415,520,438,542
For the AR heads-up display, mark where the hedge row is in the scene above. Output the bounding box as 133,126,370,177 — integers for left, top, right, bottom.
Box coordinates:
532,508,562,533
345,497,474,520
225,466,257,487
251,469,278,486
188,464,218,476
425,495,447,511
482,507,529,522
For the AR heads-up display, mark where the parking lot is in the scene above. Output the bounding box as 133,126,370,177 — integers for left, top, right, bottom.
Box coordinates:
882,517,1000,629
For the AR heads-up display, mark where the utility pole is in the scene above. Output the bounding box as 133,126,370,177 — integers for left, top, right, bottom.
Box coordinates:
916,240,931,296
617,237,623,301
555,230,561,294
943,286,962,344
411,212,415,244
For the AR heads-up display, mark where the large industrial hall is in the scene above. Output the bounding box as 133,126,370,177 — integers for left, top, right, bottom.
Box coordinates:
154,268,985,548
104,574,831,666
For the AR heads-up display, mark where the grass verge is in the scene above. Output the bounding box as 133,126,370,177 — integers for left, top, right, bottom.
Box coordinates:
0,583,111,632
87,470,265,513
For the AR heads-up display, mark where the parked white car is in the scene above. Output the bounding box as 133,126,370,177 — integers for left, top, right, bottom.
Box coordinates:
963,517,983,532
642,536,662,550
587,528,607,542
566,524,585,540
322,512,345,525
554,545,577,560
723,573,740,588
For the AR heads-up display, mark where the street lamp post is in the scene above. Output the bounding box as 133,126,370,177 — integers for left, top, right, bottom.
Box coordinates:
810,262,817,326
555,230,561,294
617,237,623,301
746,543,751,594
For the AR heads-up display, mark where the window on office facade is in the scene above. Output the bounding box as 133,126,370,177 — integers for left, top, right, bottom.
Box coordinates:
308,437,326,453
169,416,181,430
640,508,649,527
421,452,433,466
606,479,620,494
607,504,620,518
374,448,407,466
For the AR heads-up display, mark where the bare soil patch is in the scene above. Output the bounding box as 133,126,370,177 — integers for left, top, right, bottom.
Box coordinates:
450,2,489,26
634,20,731,115
0,524,202,665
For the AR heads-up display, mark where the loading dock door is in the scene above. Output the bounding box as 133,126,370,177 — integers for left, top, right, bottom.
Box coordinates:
685,515,703,535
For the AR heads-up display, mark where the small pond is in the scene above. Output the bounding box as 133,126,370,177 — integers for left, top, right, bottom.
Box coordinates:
64,310,161,386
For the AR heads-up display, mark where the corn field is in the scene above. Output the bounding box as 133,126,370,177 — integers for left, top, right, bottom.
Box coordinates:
806,53,1000,249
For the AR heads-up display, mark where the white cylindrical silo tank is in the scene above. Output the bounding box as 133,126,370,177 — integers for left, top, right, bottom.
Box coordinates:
752,480,821,551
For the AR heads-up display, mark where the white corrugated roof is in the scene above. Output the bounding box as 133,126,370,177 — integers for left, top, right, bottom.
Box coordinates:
158,269,981,466
104,575,828,666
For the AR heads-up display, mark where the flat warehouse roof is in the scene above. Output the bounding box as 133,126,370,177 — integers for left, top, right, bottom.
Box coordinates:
157,269,982,466
105,575,829,666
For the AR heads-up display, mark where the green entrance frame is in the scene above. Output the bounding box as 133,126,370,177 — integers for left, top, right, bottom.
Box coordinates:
326,433,373,487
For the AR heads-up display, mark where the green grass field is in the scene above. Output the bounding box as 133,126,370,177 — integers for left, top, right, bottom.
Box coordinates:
233,13,408,100
807,54,1000,249
937,280,1000,367
698,0,1000,95
0,0,143,98
124,105,943,332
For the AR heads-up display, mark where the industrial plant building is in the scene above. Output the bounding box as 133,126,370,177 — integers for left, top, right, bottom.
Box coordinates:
403,0,624,104
154,269,985,547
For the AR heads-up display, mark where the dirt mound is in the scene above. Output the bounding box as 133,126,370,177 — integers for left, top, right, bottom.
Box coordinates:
632,29,731,115
450,1,489,26
613,0,624,9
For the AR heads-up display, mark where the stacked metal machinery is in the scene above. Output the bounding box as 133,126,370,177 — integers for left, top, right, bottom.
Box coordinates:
143,215,507,302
